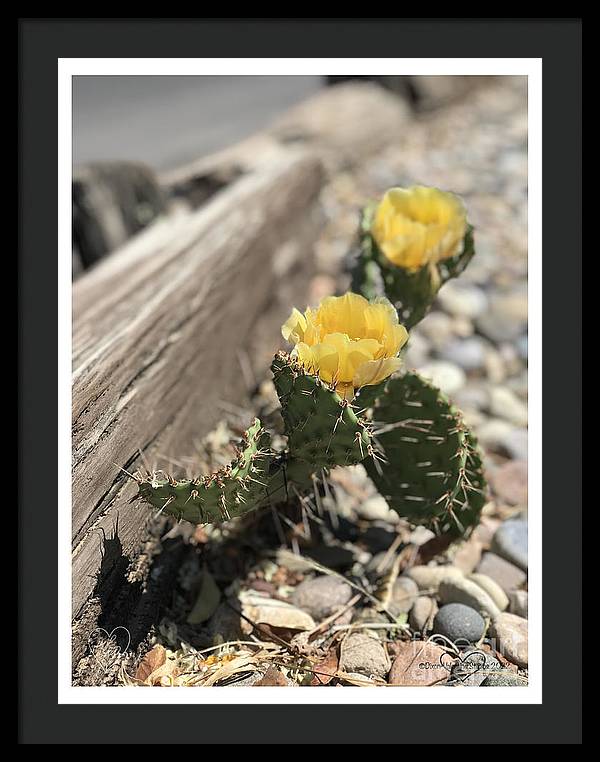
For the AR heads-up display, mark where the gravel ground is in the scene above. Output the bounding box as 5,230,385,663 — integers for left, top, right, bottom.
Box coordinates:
74,77,528,688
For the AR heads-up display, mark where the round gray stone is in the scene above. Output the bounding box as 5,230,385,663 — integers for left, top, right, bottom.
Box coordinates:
433,603,486,644
290,575,353,621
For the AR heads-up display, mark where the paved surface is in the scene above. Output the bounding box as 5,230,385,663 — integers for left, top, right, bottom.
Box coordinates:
73,75,322,172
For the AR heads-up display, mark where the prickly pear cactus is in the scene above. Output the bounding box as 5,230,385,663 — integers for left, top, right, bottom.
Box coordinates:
137,419,277,524
134,184,488,542
351,202,475,329
366,372,487,536
272,351,373,468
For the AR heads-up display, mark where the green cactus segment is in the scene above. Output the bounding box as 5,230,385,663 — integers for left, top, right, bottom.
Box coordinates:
137,419,277,524
350,203,475,329
272,351,372,469
366,372,487,536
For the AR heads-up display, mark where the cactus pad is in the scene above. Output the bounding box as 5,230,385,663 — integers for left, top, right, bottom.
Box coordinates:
366,372,487,535
272,351,373,469
137,419,276,524
350,204,475,329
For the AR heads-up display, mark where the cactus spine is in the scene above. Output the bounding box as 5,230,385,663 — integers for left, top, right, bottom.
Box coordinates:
366,372,486,535
136,184,489,540
137,419,277,524
351,203,475,329
137,355,378,525
272,352,373,469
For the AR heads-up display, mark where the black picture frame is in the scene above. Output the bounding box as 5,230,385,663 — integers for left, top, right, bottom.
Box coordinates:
18,18,582,745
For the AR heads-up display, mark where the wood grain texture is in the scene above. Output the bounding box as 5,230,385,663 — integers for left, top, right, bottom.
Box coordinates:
72,150,324,624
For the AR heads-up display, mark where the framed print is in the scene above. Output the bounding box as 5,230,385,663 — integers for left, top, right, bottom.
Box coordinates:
19,18,582,745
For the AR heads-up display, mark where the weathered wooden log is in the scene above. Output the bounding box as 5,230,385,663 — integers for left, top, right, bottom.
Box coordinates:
72,150,324,665
73,161,166,270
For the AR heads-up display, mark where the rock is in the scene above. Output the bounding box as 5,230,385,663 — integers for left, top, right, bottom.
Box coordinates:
476,552,526,593
409,596,438,633
366,551,397,578
489,612,528,668
492,519,528,570
462,408,487,429
508,590,528,618
403,331,430,368
290,575,353,621
472,517,502,548
241,592,316,632
483,348,507,384
499,343,522,377
418,311,455,350
489,460,528,506
419,361,466,395
405,565,464,593
506,370,528,400
433,603,486,644
489,386,528,427
468,573,509,611
481,671,528,686
389,577,419,616
453,383,490,412
477,418,516,454
437,281,488,319
501,428,528,461
476,291,526,343
254,666,297,686
452,540,483,574
439,337,488,372
439,577,501,618
450,649,501,686
355,494,398,522
388,641,448,686
408,526,436,546
339,632,390,679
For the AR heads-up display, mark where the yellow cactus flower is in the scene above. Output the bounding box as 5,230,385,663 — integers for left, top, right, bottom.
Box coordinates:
371,185,467,271
281,292,408,399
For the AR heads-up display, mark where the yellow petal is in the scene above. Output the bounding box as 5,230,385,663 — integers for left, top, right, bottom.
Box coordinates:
372,186,467,270
321,333,380,383
384,323,409,357
309,342,339,384
353,356,403,389
335,382,355,401
316,293,370,338
294,342,314,371
281,308,307,343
